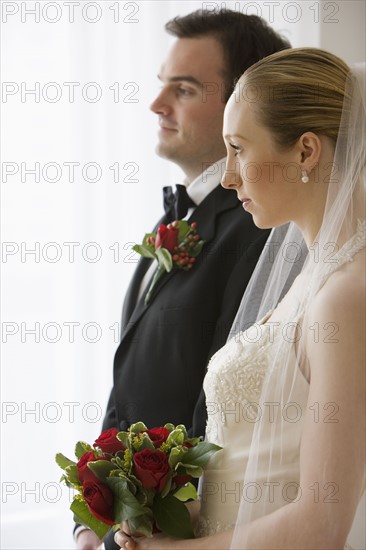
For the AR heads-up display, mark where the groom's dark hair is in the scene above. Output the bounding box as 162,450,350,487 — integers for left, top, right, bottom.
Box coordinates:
165,8,291,102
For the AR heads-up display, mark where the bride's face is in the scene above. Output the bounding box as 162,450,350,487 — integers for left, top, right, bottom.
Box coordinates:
222,94,309,229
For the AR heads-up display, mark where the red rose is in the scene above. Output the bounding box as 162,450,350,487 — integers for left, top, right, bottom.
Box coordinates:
155,224,179,252
77,451,106,484
145,427,170,448
173,474,192,487
83,478,115,526
94,428,124,454
133,449,169,492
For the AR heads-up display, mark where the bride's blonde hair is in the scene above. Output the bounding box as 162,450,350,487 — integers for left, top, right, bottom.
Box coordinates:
236,48,350,148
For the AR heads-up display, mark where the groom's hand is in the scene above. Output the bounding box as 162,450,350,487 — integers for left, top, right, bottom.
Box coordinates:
76,529,103,550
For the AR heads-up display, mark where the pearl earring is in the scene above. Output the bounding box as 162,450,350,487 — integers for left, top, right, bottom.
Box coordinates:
301,170,309,183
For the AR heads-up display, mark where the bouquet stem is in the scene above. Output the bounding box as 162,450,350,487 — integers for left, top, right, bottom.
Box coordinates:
145,266,166,305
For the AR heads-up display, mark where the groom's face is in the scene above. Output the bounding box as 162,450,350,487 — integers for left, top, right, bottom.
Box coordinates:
150,36,227,181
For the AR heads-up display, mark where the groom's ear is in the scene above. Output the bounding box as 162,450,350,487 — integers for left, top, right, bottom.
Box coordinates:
297,131,322,172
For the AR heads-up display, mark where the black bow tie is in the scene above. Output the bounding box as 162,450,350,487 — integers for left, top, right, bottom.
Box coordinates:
163,184,195,222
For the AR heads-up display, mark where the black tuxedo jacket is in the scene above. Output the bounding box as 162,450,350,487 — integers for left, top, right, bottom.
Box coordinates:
102,185,270,435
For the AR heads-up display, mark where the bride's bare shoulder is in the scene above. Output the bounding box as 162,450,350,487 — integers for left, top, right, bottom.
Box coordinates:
305,250,365,378
311,249,365,324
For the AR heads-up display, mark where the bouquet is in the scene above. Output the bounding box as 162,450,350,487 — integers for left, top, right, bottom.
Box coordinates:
133,220,204,304
56,422,221,540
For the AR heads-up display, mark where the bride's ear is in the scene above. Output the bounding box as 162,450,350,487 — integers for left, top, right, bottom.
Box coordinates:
297,132,322,173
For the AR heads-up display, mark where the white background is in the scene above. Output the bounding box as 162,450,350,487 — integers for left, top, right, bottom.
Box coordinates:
1,1,365,548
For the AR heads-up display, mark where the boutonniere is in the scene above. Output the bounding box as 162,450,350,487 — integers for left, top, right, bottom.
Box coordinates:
133,220,205,304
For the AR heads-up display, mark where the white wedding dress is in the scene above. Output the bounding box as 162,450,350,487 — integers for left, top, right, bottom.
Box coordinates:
196,221,366,549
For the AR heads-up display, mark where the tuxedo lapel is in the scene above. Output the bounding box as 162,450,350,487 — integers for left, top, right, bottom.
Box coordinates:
188,186,238,242
120,285,150,341
119,186,239,342
121,257,152,325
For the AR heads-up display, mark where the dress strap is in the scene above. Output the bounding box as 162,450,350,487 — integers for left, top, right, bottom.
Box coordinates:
319,219,366,284
312,220,366,294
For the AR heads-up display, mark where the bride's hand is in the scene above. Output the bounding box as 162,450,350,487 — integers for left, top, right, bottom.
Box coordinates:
114,521,140,549
114,528,178,550
114,522,136,549
114,521,150,549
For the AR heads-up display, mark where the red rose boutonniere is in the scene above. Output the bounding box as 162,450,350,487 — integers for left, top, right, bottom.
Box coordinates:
133,220,204,304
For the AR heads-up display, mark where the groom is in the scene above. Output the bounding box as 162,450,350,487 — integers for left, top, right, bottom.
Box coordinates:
76,8,290,550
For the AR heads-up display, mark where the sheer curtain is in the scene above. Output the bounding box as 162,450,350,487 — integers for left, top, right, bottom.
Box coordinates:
1,2,364,549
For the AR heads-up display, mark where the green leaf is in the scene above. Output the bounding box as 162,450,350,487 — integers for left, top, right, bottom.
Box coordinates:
112,456,126,472
173,482,197,502
87,460,115,481
75,441,93,460
180,441,222,469
168,446,186,469
111,450,125,461
65,463,80,485
134,487,148,506
144,266,166,305
132,244,156,260
71,497,111,540
55,453,76,471
152,493,194,539
175,463,203,478
129,422,148,434
128,513,154,538
106,477,146,523
133,244,156,260
185,436,202,446
164,423,175,432
175,425,188,439
155,247,173,272
110,472,139,496
128,474,144,494
176,220,191,241
139,433,156,451
160,475,173,498
60,474,80,490
116,431,130,448
166,429,185,447
190,240,205,257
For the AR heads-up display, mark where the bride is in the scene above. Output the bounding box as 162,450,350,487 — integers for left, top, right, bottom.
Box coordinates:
115,48,365,550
